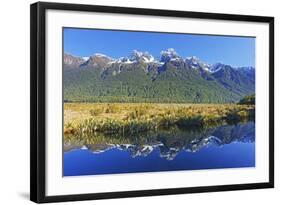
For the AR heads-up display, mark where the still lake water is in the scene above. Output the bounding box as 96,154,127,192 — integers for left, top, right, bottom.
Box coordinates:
64,122,255,176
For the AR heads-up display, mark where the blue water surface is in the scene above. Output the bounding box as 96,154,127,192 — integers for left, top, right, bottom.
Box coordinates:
64,122,255,176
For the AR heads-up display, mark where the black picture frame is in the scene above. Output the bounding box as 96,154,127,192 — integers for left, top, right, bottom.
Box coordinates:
30,1,274,203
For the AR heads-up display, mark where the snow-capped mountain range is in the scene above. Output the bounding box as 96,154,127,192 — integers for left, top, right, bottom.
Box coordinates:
65,48,254,73
63,48,255,103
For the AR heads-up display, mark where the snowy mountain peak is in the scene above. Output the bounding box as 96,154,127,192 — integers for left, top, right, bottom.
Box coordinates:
186,56,211,71
129,50,155,63
82,56,89,61
83,53,114,68
209,62,225,73
95,53,107,57
160,48,180,62
187,56,200,61
90,53,113,60
186,56,200,64
131,50,143,58
115,57,132,64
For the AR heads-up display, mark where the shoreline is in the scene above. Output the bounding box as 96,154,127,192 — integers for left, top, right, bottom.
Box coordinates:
64,103,255,136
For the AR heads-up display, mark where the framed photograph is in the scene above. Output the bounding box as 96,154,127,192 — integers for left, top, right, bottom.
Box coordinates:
30,2,274,203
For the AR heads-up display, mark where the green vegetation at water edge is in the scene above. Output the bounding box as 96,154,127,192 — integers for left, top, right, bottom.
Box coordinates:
64,103,255,136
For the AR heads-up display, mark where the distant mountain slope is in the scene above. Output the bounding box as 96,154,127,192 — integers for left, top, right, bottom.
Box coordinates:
63,49,255,103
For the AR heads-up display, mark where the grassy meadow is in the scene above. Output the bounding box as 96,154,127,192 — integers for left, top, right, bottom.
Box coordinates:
64,103,255,137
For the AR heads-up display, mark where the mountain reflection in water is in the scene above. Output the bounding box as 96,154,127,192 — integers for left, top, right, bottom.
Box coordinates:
64,122,254,160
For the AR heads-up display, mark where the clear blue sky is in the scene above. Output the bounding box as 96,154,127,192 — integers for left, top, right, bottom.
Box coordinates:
64,28,255,67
